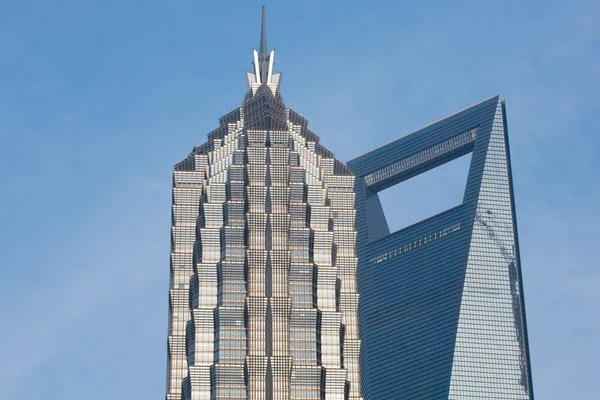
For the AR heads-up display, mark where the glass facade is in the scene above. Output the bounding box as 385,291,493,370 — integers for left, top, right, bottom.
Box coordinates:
165,7,362,400
348,96,534,399
165,7,534,399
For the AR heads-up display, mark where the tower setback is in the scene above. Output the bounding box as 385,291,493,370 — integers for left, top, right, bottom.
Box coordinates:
166,8,362,400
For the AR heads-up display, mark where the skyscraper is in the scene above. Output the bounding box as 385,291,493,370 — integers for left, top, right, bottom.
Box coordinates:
348,96,534,399
165,7,362,400
165,7,534,400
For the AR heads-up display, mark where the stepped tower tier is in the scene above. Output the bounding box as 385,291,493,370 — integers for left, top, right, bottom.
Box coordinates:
165,7,362,400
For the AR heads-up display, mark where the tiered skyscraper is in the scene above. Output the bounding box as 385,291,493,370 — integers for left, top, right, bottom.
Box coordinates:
166,8,362,400
165,7,534,400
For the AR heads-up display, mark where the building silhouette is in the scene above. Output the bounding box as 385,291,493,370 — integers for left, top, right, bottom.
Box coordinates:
348,96,534,399
165,7,533,400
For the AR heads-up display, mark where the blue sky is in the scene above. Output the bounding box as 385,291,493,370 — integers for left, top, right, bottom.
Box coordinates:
0,1,598,398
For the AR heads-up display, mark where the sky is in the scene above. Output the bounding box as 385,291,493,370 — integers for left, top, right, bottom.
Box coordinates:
0,1,598,398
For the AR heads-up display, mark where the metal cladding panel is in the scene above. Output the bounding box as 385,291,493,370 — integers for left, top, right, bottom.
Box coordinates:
349,96,533,399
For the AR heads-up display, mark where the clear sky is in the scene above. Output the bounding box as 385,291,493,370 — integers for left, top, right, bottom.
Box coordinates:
0,1,598,398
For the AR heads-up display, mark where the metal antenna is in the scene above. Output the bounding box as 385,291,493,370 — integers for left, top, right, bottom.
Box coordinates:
259,6,268,60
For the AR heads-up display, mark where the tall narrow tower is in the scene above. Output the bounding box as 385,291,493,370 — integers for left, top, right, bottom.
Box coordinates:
348,97,535,399
165,7,362,400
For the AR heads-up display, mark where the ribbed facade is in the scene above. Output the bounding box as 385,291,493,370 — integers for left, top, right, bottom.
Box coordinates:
165,9,362,399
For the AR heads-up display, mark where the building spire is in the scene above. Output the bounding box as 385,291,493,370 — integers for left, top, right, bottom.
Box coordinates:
259,6,268,60
246,6,281,97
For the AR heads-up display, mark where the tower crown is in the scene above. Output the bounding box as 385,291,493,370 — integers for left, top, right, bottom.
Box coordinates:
246,6,282,96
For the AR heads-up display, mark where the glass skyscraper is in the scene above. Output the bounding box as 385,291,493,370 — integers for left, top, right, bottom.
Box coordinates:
166,8,362,400
165,7,533,400
348,97,534,399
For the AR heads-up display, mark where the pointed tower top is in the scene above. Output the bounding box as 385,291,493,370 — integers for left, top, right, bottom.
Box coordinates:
246,6,282,98
259,6,268,60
